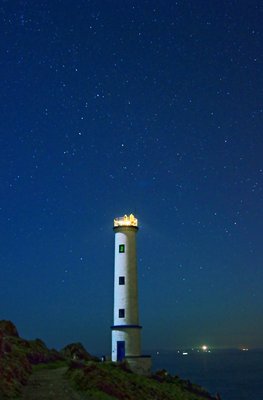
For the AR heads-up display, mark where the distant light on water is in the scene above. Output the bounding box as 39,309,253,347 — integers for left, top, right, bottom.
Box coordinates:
152,349,263,399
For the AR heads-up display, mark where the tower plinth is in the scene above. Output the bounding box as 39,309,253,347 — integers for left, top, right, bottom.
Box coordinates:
111,214,151,375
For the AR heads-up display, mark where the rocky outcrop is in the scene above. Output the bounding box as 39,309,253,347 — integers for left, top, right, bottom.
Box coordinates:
0,326,31,398
26,338,63,364
61,342,98,362
0,320,19,338
0,321,64,399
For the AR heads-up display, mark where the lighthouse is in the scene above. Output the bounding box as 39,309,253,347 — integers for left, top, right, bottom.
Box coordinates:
111,214,151,375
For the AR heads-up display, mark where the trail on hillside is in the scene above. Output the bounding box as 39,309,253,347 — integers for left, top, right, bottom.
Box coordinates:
19,366,92,400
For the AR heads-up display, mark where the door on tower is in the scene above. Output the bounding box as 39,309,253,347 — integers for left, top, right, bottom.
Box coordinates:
117,341,125,361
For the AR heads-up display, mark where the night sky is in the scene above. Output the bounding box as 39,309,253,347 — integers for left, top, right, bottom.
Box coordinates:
1,1,263,354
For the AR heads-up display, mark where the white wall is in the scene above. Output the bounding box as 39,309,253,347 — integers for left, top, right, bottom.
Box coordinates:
113,227,139,326
112,328,141,361
112,226,141,361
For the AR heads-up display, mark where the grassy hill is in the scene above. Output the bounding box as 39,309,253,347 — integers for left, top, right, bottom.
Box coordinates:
0,320,219,400
0,320,63,398
67,360,218,400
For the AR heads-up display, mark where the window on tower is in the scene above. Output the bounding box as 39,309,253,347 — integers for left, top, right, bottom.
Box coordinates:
119,276,125,285
119,244,125,253
119,309,125,318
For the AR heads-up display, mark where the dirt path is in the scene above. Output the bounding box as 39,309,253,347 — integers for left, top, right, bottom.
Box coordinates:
20,367,91,400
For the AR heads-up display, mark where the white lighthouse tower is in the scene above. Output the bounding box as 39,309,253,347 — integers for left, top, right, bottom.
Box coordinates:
111,214,151,375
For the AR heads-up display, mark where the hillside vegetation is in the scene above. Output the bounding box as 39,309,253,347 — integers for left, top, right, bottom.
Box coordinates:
0,320,63,398
0,320,218,400
67,360,217,400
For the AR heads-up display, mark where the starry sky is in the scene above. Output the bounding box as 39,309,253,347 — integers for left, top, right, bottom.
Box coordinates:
1,1,263,354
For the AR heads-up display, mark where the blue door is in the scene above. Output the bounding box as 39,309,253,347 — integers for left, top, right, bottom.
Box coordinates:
117,341,125,361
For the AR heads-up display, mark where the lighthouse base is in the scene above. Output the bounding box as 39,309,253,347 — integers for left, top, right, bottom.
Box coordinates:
125,355,152,376
111,326,151,375
111,326,142,362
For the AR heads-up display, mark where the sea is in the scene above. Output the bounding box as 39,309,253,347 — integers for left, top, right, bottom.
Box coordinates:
151,349,263,400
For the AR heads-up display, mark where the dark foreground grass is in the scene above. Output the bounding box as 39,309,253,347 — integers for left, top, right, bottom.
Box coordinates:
66,361,217,400
0,321,64,399
0,321,218,400
32,360,69,371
